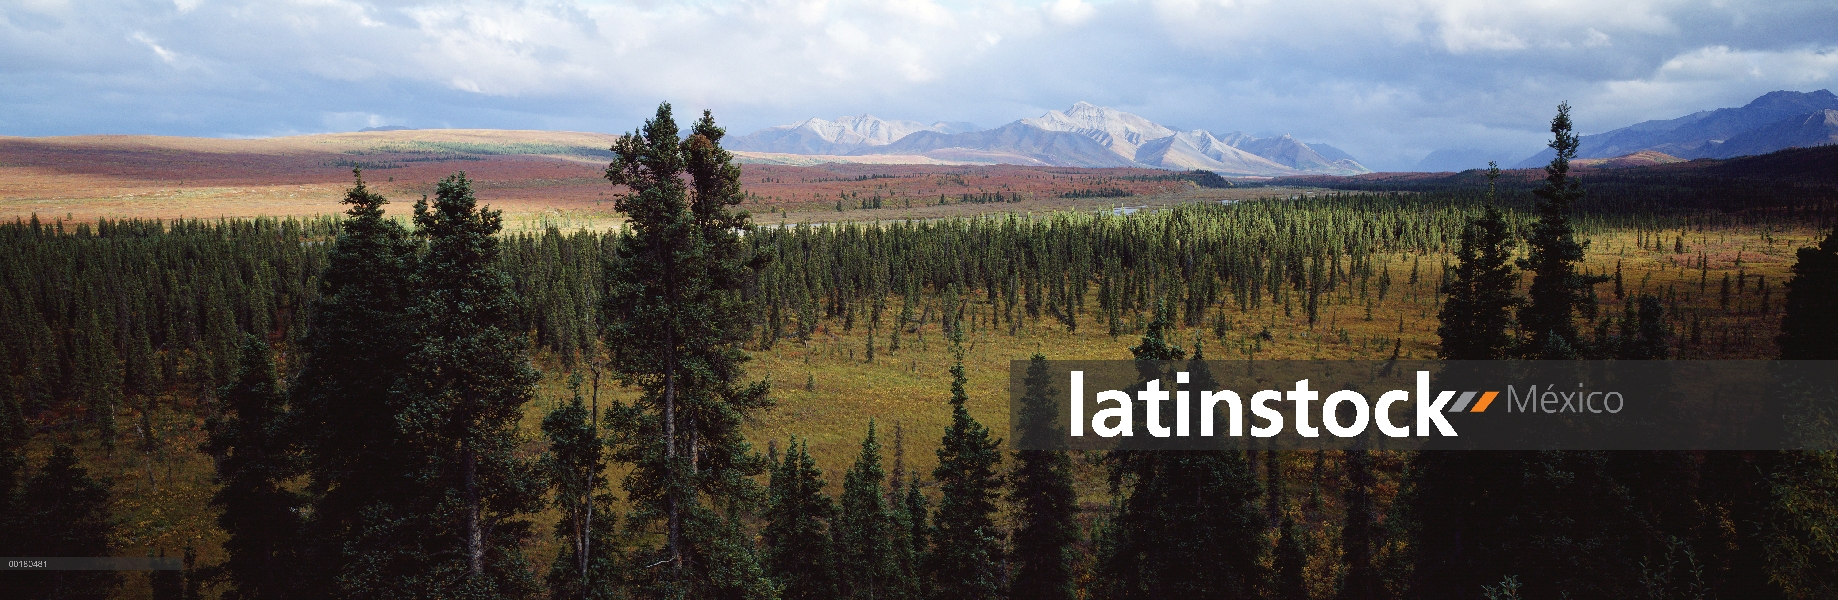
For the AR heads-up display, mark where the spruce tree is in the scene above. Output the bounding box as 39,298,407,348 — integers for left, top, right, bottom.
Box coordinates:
1777,227,1838,359
887,425,924,599
1438,163,1519,360
0,375,24,553
902,470,931,598
1103,317,1263,598
764,438,838,600
838,421,910,599
1271,516,1307,600
289,169,421,592
1617,295,1669,359
397,171,545,597
1009,354,1077,600
602,104,774,598
1517,103,1607,358
1767,227,1838,597
203,335,305,600
14,445,118,599
928,333,1005,600
1338,443,1379,600
542,375,621,600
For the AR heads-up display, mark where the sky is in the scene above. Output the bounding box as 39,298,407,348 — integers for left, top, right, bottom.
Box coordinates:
2,0,1835,171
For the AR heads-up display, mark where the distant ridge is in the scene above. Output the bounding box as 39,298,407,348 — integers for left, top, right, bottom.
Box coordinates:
734,103,1371,176
1515,90,1838,167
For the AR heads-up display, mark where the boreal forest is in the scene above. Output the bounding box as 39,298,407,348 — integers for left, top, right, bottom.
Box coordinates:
2,103,1836,599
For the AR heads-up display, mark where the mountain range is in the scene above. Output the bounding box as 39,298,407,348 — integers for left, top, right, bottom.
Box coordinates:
728,102,1370,176
1513,89,1838,168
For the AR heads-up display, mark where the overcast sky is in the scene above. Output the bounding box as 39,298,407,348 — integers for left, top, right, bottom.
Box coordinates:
3,0,1834,170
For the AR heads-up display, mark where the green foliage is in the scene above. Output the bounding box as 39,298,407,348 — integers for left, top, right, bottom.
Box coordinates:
13,445,118,599
1438,165,1520,360
290,170,424,595
1010,354,1078,600
837,421,912,599
1767,229,1838,598
928,335,1005,600
1518,103,1610,358
1103,322,1262,598
1778,228,1838,359
541,376,623,600
394,171,545,597
204,335,306,600
765,438,838,600
600,103,772,598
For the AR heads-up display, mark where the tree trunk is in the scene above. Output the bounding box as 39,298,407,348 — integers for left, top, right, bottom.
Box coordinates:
465,445,483,576
664,338,681,575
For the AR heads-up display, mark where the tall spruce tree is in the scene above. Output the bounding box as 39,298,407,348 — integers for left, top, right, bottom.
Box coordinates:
1777,227,1838,360
0,372,25,554
838,420,911,599
1517,103,1607,359
1009,354,1077,600
764,437,838,600
204,335,305,600
541,375,621,600
1103,310,1263,599
289,169,421,592
1438,163,1519,360
927,333,1005,600
1338,442,1379,600
601,103,773,598
396,171,545,597
887,425,925,600
903,469,931,598
14,445,118,599
1767,227,1838,597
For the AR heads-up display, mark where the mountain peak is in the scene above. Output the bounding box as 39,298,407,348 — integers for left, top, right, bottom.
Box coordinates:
1022,103,1174,161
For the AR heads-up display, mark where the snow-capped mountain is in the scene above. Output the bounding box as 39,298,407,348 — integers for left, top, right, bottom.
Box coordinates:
1134,130,1294,175
1018,101,1177,162
733,103,1371,175
727,115,969,155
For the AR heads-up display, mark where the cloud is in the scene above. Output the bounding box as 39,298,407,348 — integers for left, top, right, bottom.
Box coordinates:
0,0,1833,170
129,32,180,65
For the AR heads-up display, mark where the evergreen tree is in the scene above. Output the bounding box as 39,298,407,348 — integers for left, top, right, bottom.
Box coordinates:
203,335,305,600
1616,295,1669,359
1777,227,1838,359
1009,354,1077,600
1768,227,1838,598
1517,103,1608,358
395,171,545,597
927,333,1005,600
1338,444,1379,600
1438,164,1519,360
903,470,931,598
764,438,838,600
1103,317,1263,599
838,421,910,599
542,375,622,600
14,445,118,599
0,375,25,553
1270,516,1307,600
887,425,924,599
602,104,773,598
289,170,421,592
